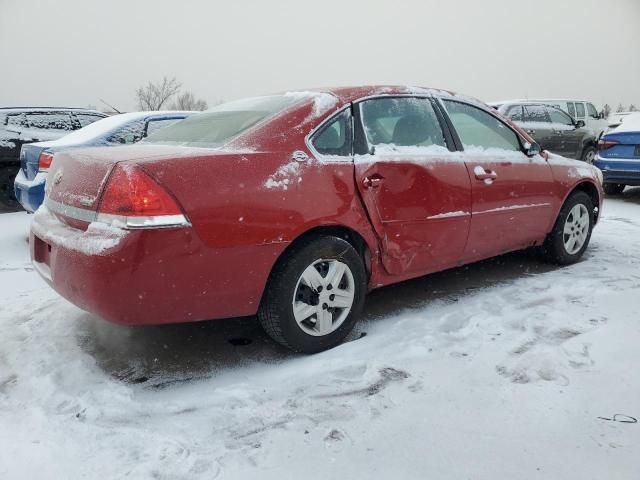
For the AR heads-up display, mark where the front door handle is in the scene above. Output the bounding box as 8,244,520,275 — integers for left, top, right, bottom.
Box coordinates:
363,175,384,189
473,166,497,181
526,129,536,135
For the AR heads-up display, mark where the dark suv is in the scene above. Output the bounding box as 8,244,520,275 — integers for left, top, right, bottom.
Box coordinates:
0,107,107,211
489,102,598,163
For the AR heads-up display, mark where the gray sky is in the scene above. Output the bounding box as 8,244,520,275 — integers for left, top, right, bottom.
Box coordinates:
1,0,639,111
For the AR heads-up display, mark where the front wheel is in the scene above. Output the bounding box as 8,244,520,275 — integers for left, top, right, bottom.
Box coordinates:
542,191,594,265
603,183,625,195
258,236,367,353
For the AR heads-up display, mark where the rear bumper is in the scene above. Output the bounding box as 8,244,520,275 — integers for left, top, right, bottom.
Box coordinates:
30,207,284,325
14,170,46,213
594,155,640,186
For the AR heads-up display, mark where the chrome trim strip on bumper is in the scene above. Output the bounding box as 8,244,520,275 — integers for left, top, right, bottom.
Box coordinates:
44,197,191,229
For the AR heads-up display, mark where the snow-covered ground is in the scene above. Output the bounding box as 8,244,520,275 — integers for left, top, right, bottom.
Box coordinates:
1,192,640,479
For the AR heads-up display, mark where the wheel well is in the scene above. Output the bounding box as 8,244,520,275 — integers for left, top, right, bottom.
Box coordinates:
288,225,371,275
572,181,600,222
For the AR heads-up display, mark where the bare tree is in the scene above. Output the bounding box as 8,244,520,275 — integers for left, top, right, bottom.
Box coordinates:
617,103,625,113
601,104,611,118
170,91,208,111
629,104,637,112
136,76,182,110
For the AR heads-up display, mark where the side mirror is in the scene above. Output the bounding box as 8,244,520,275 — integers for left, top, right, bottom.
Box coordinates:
524,141,541,157
575,120,585,129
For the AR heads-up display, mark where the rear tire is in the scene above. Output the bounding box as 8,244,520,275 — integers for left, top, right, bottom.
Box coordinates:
581,146,597,164
258,236,367,353
542,191,594,265
603,183,625,195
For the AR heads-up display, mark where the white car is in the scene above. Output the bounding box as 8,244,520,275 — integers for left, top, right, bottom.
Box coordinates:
492,98,608,139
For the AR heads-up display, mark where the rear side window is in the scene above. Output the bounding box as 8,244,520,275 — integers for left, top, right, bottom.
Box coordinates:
311,109,351,156
567,102,576,117
25,112,75,131
76,113,106,127
575,102,586,118
145,118,185,137
106,120,145,144
523,105,550,123
144,95,299,147
359,97,447,150
443,100,521,152
505,105,523,122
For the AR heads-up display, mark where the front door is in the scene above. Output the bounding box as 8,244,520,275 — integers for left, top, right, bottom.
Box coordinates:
353,96,472,276
441,99,557,262
546,106,583,159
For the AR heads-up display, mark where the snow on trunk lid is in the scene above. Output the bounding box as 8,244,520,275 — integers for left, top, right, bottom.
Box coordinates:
45,148,119,215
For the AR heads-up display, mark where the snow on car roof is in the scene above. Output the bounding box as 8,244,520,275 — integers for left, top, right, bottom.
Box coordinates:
36,111,193,147
0,107,105,114
609,112,640,134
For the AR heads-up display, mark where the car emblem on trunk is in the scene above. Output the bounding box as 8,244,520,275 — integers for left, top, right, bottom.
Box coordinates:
53,170,63,185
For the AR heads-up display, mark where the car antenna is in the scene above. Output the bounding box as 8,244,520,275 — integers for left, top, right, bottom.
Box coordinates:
99,98,122,114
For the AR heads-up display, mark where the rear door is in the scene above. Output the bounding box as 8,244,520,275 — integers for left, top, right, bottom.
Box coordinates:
352,96,472,276
440,99,556,262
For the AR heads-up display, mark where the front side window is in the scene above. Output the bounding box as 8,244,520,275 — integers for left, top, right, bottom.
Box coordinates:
25,112,75,131
76,113,106,127
575,102,586,118
359,97,447,151
443,100,521,152
523,105,550,123
587,103,599,118
547,107,573,126
144,95,300,147
567,102,576,117
311,109,351,156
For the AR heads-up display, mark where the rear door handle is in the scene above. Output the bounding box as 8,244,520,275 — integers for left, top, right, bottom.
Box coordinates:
473,166,497,181
526,129,536,135
363,175,384,189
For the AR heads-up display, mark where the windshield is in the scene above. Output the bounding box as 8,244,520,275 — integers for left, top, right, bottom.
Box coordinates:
143,95,299,147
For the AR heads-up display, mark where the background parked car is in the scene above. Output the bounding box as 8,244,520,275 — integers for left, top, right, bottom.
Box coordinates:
490,101,598,163
594,112,640,195
30,86,603,354
0,107,107,212
14,111,194,213
606,111,634,132
492,98,607,138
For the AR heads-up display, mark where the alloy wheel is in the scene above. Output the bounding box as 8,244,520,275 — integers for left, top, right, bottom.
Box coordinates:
292,259,355,336
563,204,590,254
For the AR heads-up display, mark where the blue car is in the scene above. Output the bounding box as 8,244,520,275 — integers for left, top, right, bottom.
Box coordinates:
594,113,640,195
14,111,194,212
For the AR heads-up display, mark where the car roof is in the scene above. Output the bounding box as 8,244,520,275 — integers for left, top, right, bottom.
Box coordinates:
283,85,486,109
0,107,107,115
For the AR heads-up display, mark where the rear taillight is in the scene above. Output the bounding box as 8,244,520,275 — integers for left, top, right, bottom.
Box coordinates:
597,139,619,151
38,152,54,171
96,164,188,228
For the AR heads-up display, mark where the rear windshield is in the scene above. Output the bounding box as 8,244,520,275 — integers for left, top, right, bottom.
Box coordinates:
143,95,299,147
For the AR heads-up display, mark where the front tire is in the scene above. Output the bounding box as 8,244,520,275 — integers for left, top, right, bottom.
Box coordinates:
603,183,625,195
258,236,367,353
542,191,594,265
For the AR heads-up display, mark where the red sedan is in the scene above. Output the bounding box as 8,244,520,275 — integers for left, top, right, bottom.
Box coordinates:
31,86,604,353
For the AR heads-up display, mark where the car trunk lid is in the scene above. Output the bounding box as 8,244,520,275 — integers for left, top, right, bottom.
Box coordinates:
44,144,201,226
